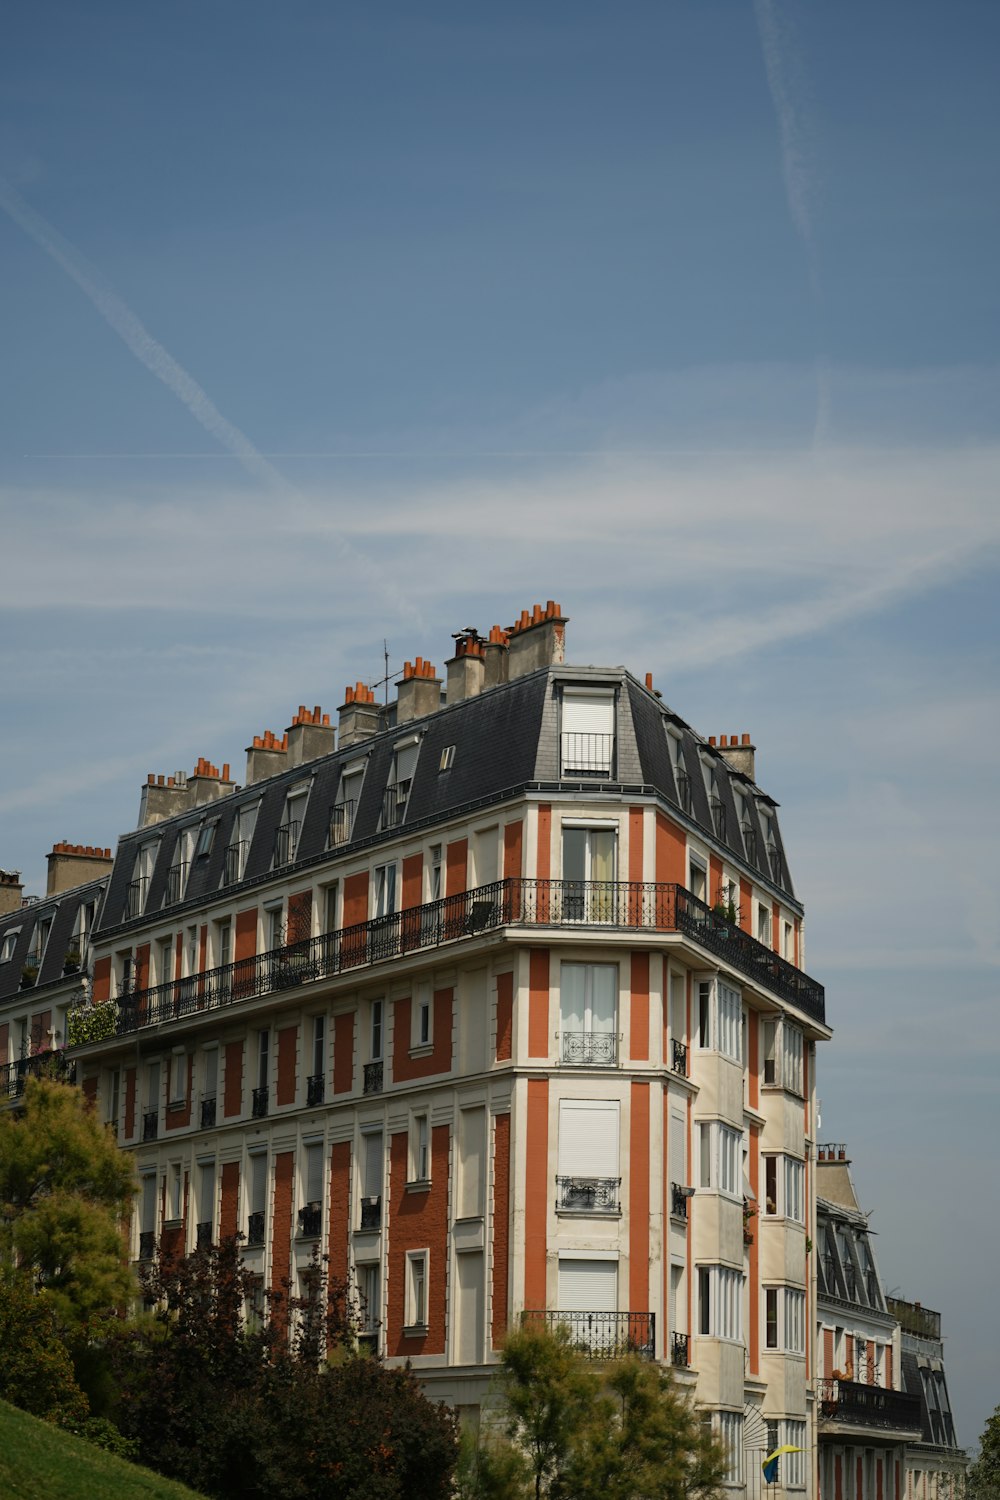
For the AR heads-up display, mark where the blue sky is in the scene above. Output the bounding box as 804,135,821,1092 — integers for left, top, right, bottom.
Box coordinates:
2,0,997,1449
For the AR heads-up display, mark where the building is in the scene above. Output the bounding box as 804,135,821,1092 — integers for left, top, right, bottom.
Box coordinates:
888,1297,966,1500
9,601,832,1490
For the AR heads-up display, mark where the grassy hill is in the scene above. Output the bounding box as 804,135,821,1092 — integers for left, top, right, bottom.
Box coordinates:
0,1399,208,1500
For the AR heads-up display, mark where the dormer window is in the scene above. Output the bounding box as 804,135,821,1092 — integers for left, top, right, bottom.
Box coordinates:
382,736,420,830
275,786,309,866
0,930,20,964
667,731,691,813
331,761,365,849
702,759,726,840
561,689,614,776
194,818,219,859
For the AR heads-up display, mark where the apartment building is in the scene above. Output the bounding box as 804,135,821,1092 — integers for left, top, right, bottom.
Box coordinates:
34,602,829,1491
890,1299,966,1500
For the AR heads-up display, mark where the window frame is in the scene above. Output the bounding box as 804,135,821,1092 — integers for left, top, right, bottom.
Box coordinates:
405,1249,429,1330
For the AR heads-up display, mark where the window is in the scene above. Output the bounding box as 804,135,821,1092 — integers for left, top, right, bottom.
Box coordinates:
198,1160,216,1237
76,901,96,963
158,938,173,985
763,1154,804,1221
323,884,339,934
783,920,794,960
438,744,455,772
301,1141,324,1235
167,1162,183,1222
782,1024,804,1094
559,963,617,1065
105,1068,120,1128
411,1114,429,1182
266,905,285,951
361,1262,381,1336
226,802,258,883
762,1020,777,1084
561,689,615,775
373,864,397,918
782,1422,806,1487
194,818,219,859
248,1151,267,1243
698,1266,744,1340
757,901,772,947
765,1155,778,1214
764,1287,804,1352
169,1049,187,1106
429,846,443,902
311,1014,326,1079
216,920,232,970
561,824,616,921
698,1122,741,1198
185,925,198,977
0,930,19,964
457,1108,486,1218
275,787,309,866
717,1412,744,1484
784,1157,804,1223
414,983,431,1047
370,999,383,1061
384,737,419,828
689,857,707,903
334,764,364,847
703,762,726,840
361,1131,383,1217
668,732,692,813
140,1171,157,1240
558,1100,620,1212
696,980,742,1062
406,1251,428,1328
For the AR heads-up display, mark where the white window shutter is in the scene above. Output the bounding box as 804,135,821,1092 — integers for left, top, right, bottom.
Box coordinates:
557,1101,619,1178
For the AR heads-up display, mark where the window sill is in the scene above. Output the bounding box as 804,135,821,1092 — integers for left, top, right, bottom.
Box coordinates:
167,1098,186,1111
556,1207,621,1218
162,1217,182,1230
405,1177,431,1195
408,1042,434,1059
402,1322,428,1338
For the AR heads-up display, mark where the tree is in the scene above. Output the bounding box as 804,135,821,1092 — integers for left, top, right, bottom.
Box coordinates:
460,1321,726,1500
968,1406,1000,1500
0,1076,136,1335
0,1269,89,1425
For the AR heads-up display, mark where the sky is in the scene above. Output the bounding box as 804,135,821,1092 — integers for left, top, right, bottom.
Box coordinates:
1,0,997,1450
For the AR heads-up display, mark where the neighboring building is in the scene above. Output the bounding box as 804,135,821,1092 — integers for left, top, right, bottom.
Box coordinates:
814,1145,966,1500
0,844,112,1101
25,602,830,1491
887,1297,966,1500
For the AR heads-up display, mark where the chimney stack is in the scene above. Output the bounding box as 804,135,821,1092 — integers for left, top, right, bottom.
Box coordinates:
718,732,756,782
396,657,442,724
246,729,288,786
46,843,114,898
0,869,24,916
506,601,567,680
286,704,336,769
483,624,510,689
187,757,235,809
338,682,381,748
445,633,485,705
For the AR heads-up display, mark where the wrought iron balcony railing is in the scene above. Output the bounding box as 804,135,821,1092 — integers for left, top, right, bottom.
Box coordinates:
125,877,148,920
560,1030,618,1066
251,1086,269,1119
246,1211,265,1247
328,800,354,850
671,1331,689,1367
741,822,757,862
671,1183,690,1220
142,1110,158,1141
78,877,823,1045
381,783,409,829
556,1176,621,1213
138,1230,156,1261
363,1060,383,1095
306,1073,325,1107
560,732,614,776
360,1195,381,1230
523,1310,655,1360
675,767,693,814
297,1204,322,1239
0,1050,75,1098
886,1297,941,1341
671,1039,688,1076
818,1380,922,1433
165,862,188,906
224,840,249,885
273,820,301,868
709,795,726,840
200,1096,217,1129
196,1221,213,1250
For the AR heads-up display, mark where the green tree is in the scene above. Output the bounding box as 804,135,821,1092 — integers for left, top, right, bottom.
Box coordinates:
460,1321,726,1500
968,1406,1000,1500
0,1076,136,1335
0,1269,89,1425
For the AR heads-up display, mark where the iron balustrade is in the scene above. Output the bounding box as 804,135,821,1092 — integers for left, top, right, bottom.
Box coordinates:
274,820,301,867
138,1231,155,1261
560,1030,618,1066
196,1221,213,1250
382,784,408,828
328,800,354,849
767,843,783,883
297,1204,322,1238
523,1310,655,1360
360,1195,381,1230
142,1110,158,1141
0,1050,74,1098
200,1096,217,1129
818,1380,922,1432
671,1039,688,1076
709,795,726,840
363,1060,383,1095
306,1073,325,1107
224,840,248,885
671,1183,690,1220
251,1086,269,1118
671,1332,690,1367
741,823,757,862
125,877,148,920
165,862,188,906
675,767,693,814
556,1176,621,1213
246,1212,265,1247
79,877,822,1045
886,1297,941,1341
560,732,614,775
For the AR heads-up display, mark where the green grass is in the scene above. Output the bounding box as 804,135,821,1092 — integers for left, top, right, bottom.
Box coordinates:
0,1399,208,1500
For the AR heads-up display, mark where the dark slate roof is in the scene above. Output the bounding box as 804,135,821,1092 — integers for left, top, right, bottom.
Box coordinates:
95,664,799,937
0,876,108,1007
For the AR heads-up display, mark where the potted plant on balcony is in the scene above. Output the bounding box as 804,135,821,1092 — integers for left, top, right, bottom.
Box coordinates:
63,947,81,975
743,1200,756,1245
711,893,739,938
20,963,38,989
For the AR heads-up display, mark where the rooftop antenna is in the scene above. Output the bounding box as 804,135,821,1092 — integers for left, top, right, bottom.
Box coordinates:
384,639,389,706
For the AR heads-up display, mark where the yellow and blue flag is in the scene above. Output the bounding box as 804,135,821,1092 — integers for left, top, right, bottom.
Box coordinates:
762,1445,802,1484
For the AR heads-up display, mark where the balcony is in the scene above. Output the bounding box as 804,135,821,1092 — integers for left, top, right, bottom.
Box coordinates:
165,862,188,906
560,732,614,776
671,1039,688,1077
273,820,300,868
200,1096,217,1129
360,1195,381,1231
138,1231,155,1261
306,1073,325,1107
246,1212,265,1247
818,1380,922,1436
363,1060,383,1095
196,1221,213,1250
523,1310,654,1360
886,1297,941,1341
556,1176,621,1214
297,1204,322,1239
87,876,823,1046
671,1332,689,1368
142,1110,158,1141
671,1183,690,1220
560,1031,618,1067
0,1050,75,1099
251,1086,269,1119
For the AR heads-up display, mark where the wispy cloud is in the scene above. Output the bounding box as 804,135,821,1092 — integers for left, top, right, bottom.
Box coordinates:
753,0,817,259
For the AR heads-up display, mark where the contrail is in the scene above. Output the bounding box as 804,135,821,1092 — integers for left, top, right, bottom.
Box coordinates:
753,0,816,257
0,174,289,495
